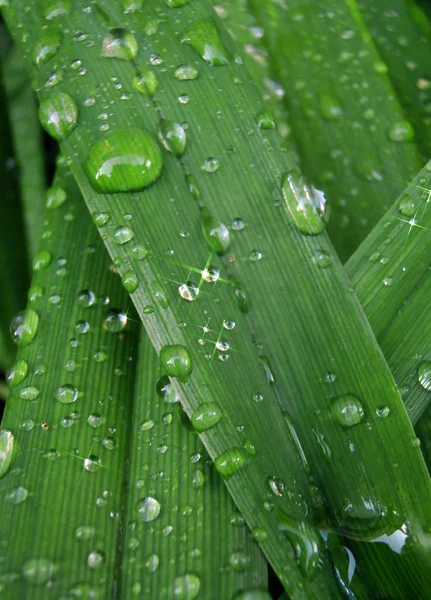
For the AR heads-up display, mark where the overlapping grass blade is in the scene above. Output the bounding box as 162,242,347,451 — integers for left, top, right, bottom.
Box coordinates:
3,42,46,258
355,0,431,161
249,0,424,261
4,1,431,598
0,163,267,599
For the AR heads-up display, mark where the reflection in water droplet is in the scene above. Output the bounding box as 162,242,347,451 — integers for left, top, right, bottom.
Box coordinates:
84,455,101,472
191,402,222,432
333,394,365,427
7,360,28,387
159,120,187,157
34,30,62,65
133,71,158,96
282,169,328,236
103,309,127,332
174,64,199,80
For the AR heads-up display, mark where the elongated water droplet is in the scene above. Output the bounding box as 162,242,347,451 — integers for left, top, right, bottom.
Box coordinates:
159,120,187,158
230,276,251,313
133,71,158,96
160,345,192,383
191,402,222,432
43,0,71,19
174,64,199,80
7,360,28,387
278,510,321,580
167,0,191,7
10,310,39,347
22,558,56,585
201,207,230,253
215,447,246,476
34,30,61,65
39,93,78,141
32,250,52,271
181,21,229,66
174,573,200,599
19,386,39,400
418,360,431,391
151,281,169,308
157,375,178,403
101,29,137,60
121,270,138,293
333,394,365,427
0,430,14,478
387,121,415,142
282,169,328,235
85,129,163,193
319,91,343,120
137,496,161,522
46,185,66,209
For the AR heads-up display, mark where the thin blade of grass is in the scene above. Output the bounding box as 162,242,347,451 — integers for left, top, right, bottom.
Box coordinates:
249,0,424,261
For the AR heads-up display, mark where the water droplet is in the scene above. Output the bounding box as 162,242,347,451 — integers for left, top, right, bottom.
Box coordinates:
0,430,14,478
376,406,390,418
19,386,40,401
85,129,163,193
178,282,199,302
84,455,101,472
101,28,137,60
32,250,51,271
319,91,343,120
230,276,251,313
121,270,138,293
57,384,78,404
151,281,169,308
333,394,365,427
88,413,102,428
230,550,249,572
387,121,415,142
76,525,95,540
7,486,28,504
181,21,228,66
160,345,192,383
191,402,222,432
202,267,220,283
122,0,143,11
39,92,78,141
43,0,71,19
7,360,28,387
144,554,159,572
418,360,431,391
159,120,187,157
10,310,39,347
166,0,191,7
34,30,61,65
103,309,127,332
398,194,417,217
201,207,230,253
22,558,56,585
46,185,66,209
267,476,285,497
256,110,276,130
233,590,272,600
174,573,201,599
383,277,393,287
157,375,178,403
78,289,96,307
201,157,219,172
252,528,268,543
232,218,244,231
215,447,246,477
313,248,331,268
137,496,161,522
133,71,158,96
278,510,321,579
88,550,105,569
174,64,199,80
281,169,328,235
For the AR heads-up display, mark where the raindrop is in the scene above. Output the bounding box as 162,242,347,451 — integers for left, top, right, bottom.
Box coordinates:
78,289,96,307
84,455,101,472
34,30,62,65
133,71,158,96
173,573,201,599
281,169,328,235
39,93,78,141
160,345,192,383
387,121,415,142
201,157,219,172
191,402,222,432
137,496,161,522
319,91,343,120
19,386,40,401
255,110,276,130
278,509,321,579
181,21,229,66
22,558,56,585
201,207,230,253
145,554,159,572
174,64,199,80
6,360,28,387
76,525,95,540
88,550,105,569
418,360,431,391
159,120,187,158
7,486,28,504
10,310,39,347
32,250,52,271
215,447,246,477
57,384,78,404
157,375,178,403
101,29,137,60
178,282,199,302
46,185,66,209
0,430,14,478
43,0,71,20
103,309,128,332
121,270,138,293
333,394,365,427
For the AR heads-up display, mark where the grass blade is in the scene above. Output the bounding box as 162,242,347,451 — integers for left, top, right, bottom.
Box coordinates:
249,0,424,261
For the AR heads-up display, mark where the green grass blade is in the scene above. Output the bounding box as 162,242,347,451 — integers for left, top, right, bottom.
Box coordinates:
3,42,46,258
4,1,431,597
249,0,424,261
122,332,268,599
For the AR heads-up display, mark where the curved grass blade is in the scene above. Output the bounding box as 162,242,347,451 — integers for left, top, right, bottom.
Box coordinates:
355,0,431,161
4,1,431,597
249,0,424,261
3,42,46,258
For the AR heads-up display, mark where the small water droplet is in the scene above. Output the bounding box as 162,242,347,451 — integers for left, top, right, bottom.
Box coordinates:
43,0,71,20
144,554,159,572
178,282,199,302
46,185,66,209
22,558,56,584
133,71,158,96
6,360,28,387
121,270,138,293
201,157,219,172
267,476,285,497
174,64,199,80
87,550,105,569
34,30,62,65
201,207,230,253
19,386,40,400
160,345,192,383
333,394,365,427
173,573,201,599
103,309,127,332
88,413,102,428
256,110,276,130
137,496,161,522
319,91,343,120
32,250,52,272
215,447,246,477
57,384,78,404
39,92,78,141
418,360,431,391
84,455,101,472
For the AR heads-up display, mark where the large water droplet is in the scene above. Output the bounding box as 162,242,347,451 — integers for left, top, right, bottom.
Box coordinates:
281,169,328,235
173,573,201,599
6,360,28,387
181,21,229,66
10,310,39,347
121,270,138,293
333,394,365,427
201,207,230,253
103,309,127,332
85,129,163,193
34,30,61,65
215,447,246,477
32,250,52,271
133,71,158,96
387,121,415,142
160,345,192,383
278,510,321,580
0,430,14,478
22,558,56,585
39,93,78,141
101,28,138,60
418,360,431,391
57,384,78,404
137,496,161,522
159,120,187,158
88,550,105,569
84,455,101,472
191,402,222,432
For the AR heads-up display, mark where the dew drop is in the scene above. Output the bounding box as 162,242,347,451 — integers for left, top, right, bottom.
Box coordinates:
78,289,96,307
319,91,343,120
418,360,431,391
387,121,415,142
178,282,199,302
160,345,192,383
267,476,285,497
151,281,169,308
159,120,187,158
7,486,28,504
76,525,95,540
167,0,191,7
215,447,246,477
137,496,161,522
6,360,28,387
57,384,78,404
39,93,78,141
103,309,127,332
173,573,201,599
157,375,178,403
101,28,138,60
85,129,163,193
87,550,105,569
398,194,417,217
43,0,71,20
46,185,66,209
201,207,230,253
121,270,138,293
19,386,40,401
22,558,56,585
201,157,219,172
145,554,159,572
230,550,249,572
376,406,390,418
174,64,199,80
278,510,321,579
32,250,51,271
0,430,14,478
84,455,101,472
256,110,276,130
191,402,222,432
88,413,102,428
34,30,61,65
333,394,365,427
133,71,158,96
92,211,111,227
181,21,229,66
10,310,39,347
281,169,328,235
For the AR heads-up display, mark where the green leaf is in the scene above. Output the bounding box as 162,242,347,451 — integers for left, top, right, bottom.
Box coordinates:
248,0,424,261
0,164,267,599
